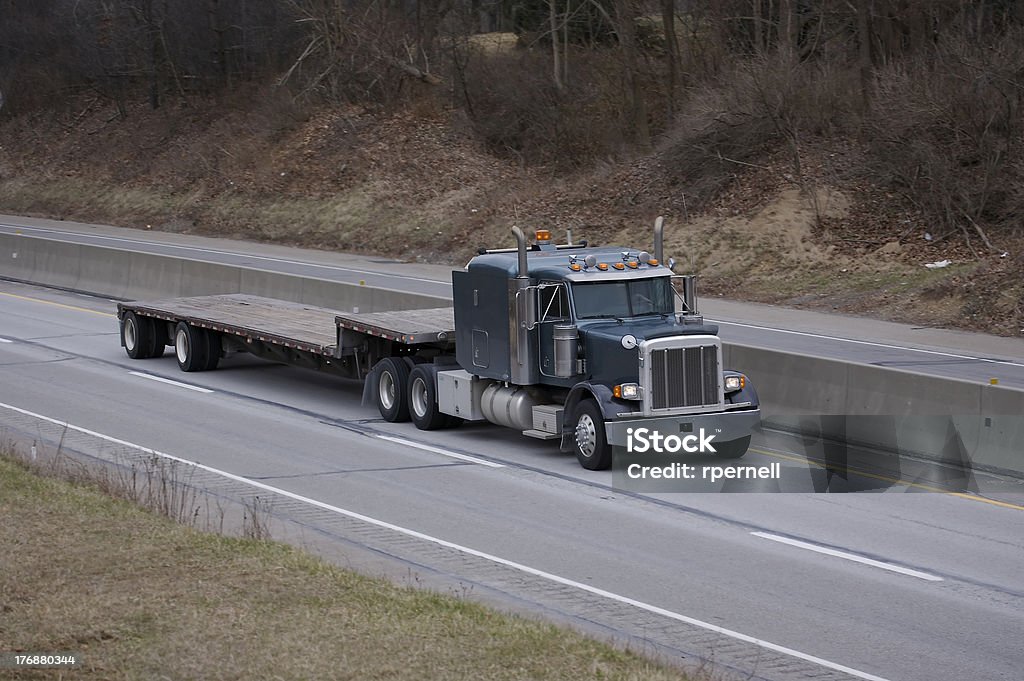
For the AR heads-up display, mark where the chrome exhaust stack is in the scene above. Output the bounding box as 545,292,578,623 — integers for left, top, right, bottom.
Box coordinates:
512,226,529,279
653,216,665,264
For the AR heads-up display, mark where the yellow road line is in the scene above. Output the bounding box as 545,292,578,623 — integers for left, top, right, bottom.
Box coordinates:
0,291,115,317
749,447,1024,512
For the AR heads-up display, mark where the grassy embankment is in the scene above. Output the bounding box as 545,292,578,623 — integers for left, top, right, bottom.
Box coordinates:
0,452,690,680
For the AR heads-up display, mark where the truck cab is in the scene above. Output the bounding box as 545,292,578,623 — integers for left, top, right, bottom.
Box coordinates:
443,224,760,469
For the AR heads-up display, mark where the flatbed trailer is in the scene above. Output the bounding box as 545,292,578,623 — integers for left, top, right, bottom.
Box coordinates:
117,220,762,471
117,293,456,378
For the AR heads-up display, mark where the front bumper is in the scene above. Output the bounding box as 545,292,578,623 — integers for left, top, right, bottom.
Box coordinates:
604,408,761,446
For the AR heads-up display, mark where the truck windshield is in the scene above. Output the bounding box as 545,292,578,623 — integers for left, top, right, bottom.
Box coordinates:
572,277,674,319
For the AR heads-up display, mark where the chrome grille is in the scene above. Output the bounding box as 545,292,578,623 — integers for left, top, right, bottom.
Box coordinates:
650,345,720,410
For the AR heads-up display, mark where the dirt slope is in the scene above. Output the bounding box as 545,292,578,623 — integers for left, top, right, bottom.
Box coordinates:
0,96,1020,335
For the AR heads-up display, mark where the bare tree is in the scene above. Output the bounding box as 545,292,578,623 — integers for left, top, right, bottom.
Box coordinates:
614,0,649,146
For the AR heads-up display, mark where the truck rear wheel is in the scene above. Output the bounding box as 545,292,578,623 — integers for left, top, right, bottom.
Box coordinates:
174,322,209,372
375,357,411,422
123,312,159,360
571,400,612,471
715,435,751,459
408,365,447,430
203,331,221,371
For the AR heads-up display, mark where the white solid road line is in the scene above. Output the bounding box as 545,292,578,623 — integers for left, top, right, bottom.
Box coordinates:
751,531,944,582
0,399,894,681
0,223,452,288
128,371,214,394
373,433,504,468
714,319,1024,368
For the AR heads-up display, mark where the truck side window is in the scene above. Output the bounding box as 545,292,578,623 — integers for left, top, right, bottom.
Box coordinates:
538,283,569,322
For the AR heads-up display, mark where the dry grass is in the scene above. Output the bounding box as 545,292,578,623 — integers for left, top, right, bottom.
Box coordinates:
0,453,691,681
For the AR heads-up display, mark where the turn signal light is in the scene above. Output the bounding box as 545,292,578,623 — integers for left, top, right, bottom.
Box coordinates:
613,383,641,400
724,375,746,392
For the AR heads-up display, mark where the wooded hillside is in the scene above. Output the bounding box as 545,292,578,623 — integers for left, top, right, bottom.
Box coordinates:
0,1,1021,334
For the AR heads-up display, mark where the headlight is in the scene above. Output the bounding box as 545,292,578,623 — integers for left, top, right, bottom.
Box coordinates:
724,375,746,392
613,383,642,400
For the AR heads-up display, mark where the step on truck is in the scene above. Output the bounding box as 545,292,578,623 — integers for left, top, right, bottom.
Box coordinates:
118,219,761,470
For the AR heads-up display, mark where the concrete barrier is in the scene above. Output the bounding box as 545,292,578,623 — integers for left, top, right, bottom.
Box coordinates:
1,233,449,313
0,232,37,283
727,341,1023,476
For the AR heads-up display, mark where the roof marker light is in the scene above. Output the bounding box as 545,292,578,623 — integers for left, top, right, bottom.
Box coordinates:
597,263,609,271
613,263,625,270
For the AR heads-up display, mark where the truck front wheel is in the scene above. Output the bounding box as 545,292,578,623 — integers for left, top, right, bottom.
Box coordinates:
571,400,612,471
375,357,411,422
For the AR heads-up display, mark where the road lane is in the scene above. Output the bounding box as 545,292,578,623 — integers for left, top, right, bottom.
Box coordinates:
1,280,1022,681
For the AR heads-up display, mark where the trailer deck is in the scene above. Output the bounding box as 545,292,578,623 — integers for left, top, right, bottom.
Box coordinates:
119,294,342,355
335,307,455,345
119,294,457,356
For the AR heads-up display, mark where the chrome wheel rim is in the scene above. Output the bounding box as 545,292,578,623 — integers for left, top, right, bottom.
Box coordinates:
379,370,396,410
575,413,597,457
124,317,138,351
411,377,428,418
175,328,189,363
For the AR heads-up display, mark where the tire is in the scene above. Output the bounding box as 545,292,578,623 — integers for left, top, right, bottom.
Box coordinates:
408,365,448,430
714,435,751,460
174,322,209,372
123,312,158,359
374,357,411,422
150,322,168,359
203,331,222,371
571,399,612,470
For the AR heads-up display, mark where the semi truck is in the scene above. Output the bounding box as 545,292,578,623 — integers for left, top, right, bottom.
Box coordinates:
117,219,761,470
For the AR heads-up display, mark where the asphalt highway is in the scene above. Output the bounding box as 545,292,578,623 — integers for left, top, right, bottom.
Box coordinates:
1,279,1022,681
2,215,1022,390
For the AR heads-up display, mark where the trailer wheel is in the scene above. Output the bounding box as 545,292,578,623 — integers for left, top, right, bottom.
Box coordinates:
150,322,168,358
408,366,448,430
203,331,222,371
174,322,209,372
375,357,411,422
571,400,612,470
714,435,751,460
122,312,159,359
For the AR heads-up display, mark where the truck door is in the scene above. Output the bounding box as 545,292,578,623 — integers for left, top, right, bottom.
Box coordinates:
537,282,570,377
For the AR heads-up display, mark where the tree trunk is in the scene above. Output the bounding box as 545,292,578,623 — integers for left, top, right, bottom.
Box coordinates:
857,0,873,111
778,0,796,55
550,0,563,90
207,0,228,90
614,0,649,147
752,0,763,54
661,0,678,120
